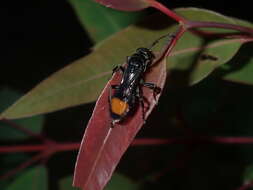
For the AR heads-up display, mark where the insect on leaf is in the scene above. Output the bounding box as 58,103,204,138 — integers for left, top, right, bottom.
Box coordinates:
1,8,251,120
73,57,167,190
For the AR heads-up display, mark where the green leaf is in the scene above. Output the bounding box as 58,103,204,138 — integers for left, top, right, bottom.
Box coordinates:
218,43,253,85
0,88,44,140
6,166,48,190
1,8,252,119
68,0,146,43
167,8,253,85
59,173,138,190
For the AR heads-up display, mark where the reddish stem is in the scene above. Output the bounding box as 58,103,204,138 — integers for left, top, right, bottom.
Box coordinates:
155,25,186,65
149,2,253,37
163,25,186,57
210,136,253,144
2,137,253,154
149,0,186,23
187,21,253,35
0,152,46,180
0,142,80,153
133,136,253,146
131,138,172,146
1,119,53,143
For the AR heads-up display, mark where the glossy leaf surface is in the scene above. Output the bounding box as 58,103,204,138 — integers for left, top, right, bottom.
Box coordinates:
68,0,146,43
73,59,167,190
6,166,47,190
1,8,252,119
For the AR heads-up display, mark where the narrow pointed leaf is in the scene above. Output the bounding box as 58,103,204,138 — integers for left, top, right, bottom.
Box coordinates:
68,0,146,43
73,59,166,190
1,8,252,119
220,44,253,85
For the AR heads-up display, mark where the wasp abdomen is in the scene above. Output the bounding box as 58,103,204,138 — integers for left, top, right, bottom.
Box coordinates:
110,97,129,115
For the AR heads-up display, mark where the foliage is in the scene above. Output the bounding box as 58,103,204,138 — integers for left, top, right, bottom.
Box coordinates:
1,0,253,190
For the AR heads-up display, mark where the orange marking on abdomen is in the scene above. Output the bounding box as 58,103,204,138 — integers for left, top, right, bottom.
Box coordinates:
111,97,129,116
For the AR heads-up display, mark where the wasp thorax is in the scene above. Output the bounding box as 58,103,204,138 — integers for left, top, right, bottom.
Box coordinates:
136,48,155,62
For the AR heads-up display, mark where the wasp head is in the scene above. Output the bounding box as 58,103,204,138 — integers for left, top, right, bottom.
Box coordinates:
136,48,155,65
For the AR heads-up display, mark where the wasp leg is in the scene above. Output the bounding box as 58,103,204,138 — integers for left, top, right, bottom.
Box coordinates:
136,87,151,123
112,66,125,75
136,87,145,122
142,82,161,104
109,85,120,128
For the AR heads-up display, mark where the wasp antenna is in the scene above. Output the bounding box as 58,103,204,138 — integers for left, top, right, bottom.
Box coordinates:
148,33,176,50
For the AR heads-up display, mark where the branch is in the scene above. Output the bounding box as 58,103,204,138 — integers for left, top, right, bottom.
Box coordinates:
1,119,53,143
187,21,253,35
148,2,253,37
0,152,46,180
2,136,253,154
154,25,187,65
148,1,186,23
0,142,80,153
210,136,253,144
132,136,253,146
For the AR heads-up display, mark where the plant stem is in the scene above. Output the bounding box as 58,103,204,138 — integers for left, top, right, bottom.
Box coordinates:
149,1,253,37
155,25,186,64
131,138,172,146
1,119,53,143
210,136,253,144
149,0,186,23
1,136,253,154
187,21,253,35
0,152,46,180
0,142,80,153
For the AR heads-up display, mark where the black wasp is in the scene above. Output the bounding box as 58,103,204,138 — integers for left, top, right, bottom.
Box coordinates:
109,34,173,127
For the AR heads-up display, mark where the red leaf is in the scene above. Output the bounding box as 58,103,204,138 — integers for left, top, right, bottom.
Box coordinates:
93,0,153,11
73,58,167,190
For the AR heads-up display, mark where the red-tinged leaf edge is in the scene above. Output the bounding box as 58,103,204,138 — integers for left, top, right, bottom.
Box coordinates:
93,0,151,11
73,57,167,190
